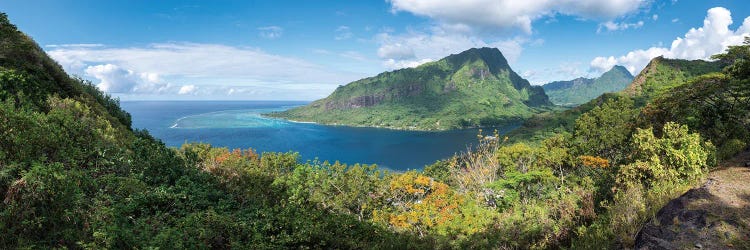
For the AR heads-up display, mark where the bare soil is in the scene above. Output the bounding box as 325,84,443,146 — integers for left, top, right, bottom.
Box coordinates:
635,151,750,250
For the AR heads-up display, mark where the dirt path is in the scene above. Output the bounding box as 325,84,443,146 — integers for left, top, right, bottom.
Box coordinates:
635,151,750,249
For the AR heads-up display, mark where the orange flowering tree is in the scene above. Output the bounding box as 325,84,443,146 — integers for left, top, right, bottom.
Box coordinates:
373,171,493,237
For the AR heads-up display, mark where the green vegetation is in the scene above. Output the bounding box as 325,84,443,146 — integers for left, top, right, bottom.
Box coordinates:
626,56,725,104
2,12,749,249
542,65,634,106
269,47,551,130
508,54,726,142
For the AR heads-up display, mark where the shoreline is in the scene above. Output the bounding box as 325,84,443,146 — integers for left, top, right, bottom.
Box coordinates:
262,113,523,132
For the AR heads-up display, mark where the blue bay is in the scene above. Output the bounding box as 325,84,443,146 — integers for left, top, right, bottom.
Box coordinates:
121,101,518,171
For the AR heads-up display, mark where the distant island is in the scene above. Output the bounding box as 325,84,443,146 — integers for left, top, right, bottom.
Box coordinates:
268,47,551,131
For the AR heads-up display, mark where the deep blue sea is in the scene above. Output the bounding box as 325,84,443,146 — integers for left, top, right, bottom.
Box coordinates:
121,101,519,171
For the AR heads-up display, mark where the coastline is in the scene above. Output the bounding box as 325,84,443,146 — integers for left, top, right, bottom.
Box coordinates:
262,113,523,132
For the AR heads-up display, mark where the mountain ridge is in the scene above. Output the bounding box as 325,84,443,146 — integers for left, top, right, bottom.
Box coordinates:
269,47,551,130
541,65,634,106
507,56,724,142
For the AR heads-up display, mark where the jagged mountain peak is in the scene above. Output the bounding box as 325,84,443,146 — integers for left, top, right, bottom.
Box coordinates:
270,47,549,130
603,65,634,78
441,47,510,74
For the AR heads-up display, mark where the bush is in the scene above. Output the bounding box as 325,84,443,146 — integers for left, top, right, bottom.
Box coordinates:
717,138,746,160
619,122,710,188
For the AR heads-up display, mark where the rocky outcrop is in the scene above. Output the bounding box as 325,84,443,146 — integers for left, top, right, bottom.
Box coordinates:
469,67,491,81
635,152,750,250
635,183,717,249
626,56,662,95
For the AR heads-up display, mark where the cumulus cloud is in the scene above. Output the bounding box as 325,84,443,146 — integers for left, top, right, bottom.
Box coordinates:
383,58,433,69
377,43,416,60
178,85,198,95
375,26,526,70
590,7,750,75
84,64,171,94
258,26,283,39
388,0,648,34
84,64,139,93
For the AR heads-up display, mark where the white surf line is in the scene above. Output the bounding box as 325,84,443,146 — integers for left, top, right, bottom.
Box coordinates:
169,109,252,129
170,108,290,129
285,119,317,124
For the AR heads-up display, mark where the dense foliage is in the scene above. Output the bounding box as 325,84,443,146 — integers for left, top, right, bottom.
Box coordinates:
1,12,749,249
270,47,551,130
542,65,634,106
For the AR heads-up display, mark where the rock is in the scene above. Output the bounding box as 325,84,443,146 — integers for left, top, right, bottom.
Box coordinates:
744,161,750,167
635,187,712,249
635,165,750,250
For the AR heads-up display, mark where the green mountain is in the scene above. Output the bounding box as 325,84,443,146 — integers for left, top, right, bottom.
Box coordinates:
542,65,634,106
508,56,724,142
3,11,750,249
269,47,551,130
624,56,723,102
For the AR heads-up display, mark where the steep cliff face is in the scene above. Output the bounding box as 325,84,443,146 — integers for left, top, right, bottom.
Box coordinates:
269,47,551,130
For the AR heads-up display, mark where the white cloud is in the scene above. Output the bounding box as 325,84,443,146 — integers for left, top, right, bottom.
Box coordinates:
590,47,668,74
524,62,595,85
258,26,283,39
383,58,433,69
388,0,648,34
47,43,363,99
335,26,353,40
672,18,679,23
598,20,644,32
178,85,198,95
84,64,171,94
590,7,750,75
375,27,526,70
84,64,139,93
652,14,659,21
377,43,415,60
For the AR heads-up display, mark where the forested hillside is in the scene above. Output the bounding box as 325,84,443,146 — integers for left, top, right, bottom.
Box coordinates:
542,65,634,106
507,56,726,142
270,48,551,130
1,13,748,249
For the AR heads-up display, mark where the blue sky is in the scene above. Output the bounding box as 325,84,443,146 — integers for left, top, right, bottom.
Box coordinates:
2,0,750,100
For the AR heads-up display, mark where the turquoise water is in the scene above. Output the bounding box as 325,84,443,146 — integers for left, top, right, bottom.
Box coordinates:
121,101,519,171
171,109,290,129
